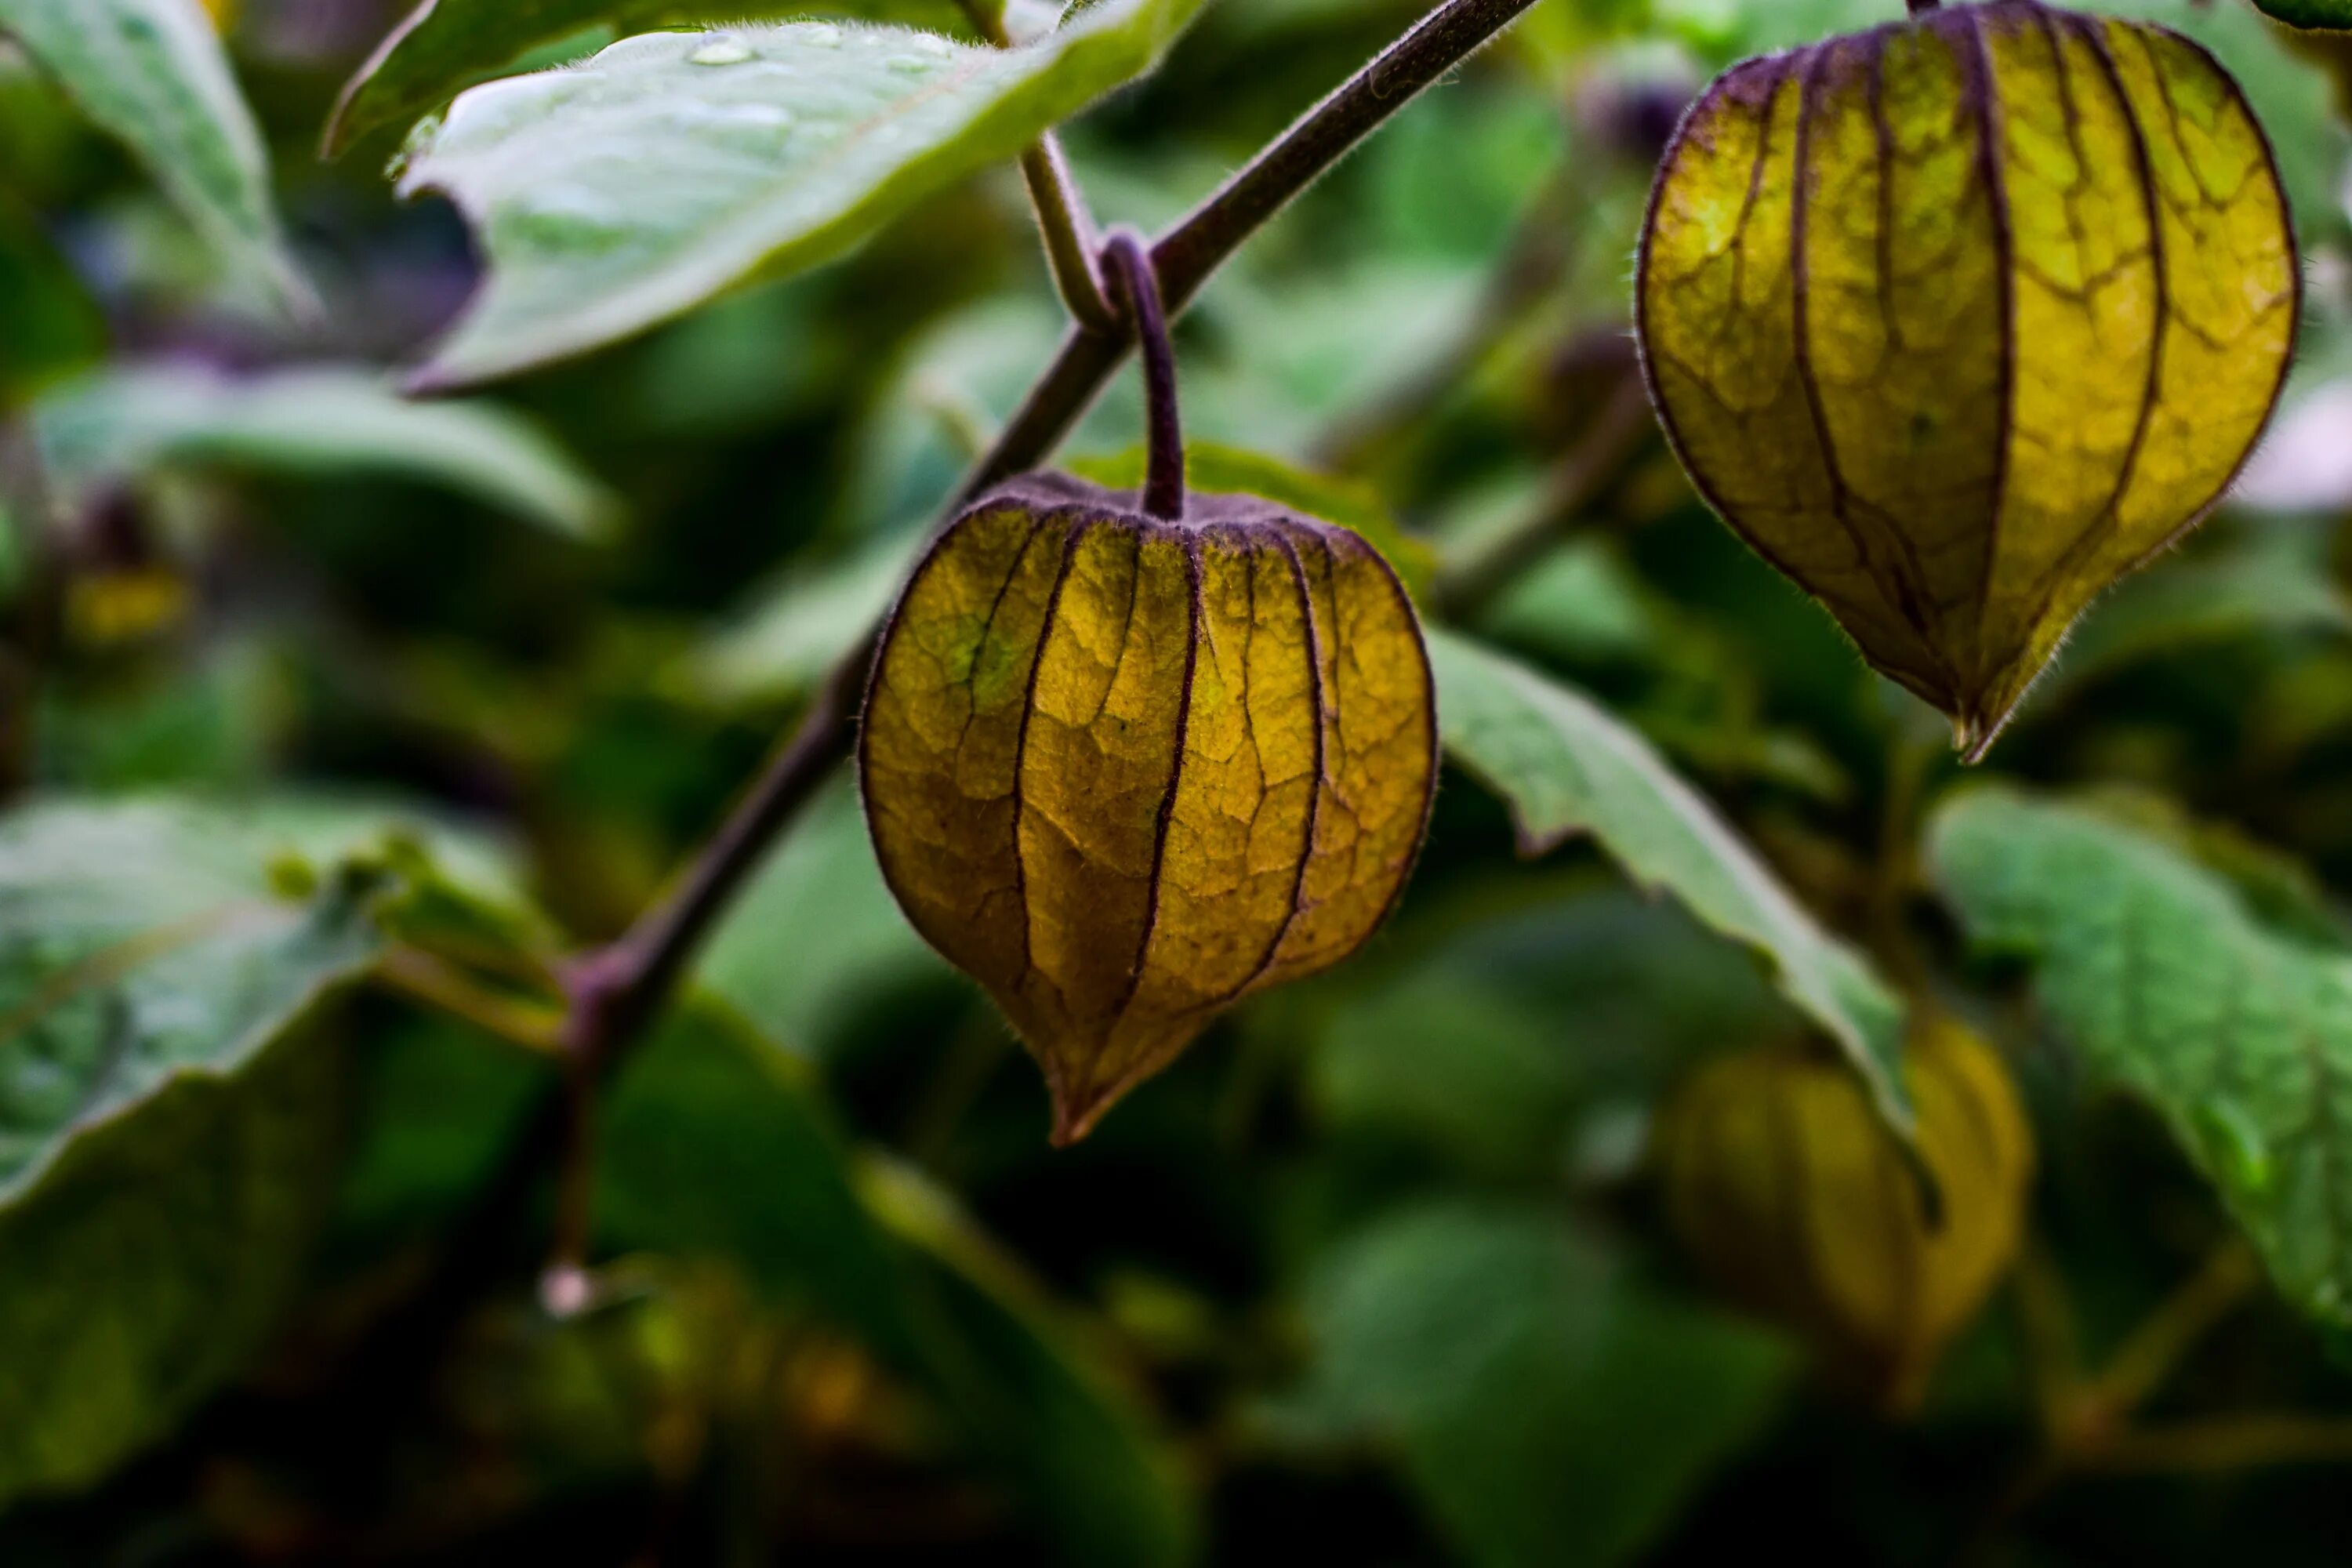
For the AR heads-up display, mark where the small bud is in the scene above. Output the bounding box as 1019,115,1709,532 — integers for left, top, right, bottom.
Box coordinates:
1637,0,2297,757
1656,1018,2034,1410
862,474,1437,1144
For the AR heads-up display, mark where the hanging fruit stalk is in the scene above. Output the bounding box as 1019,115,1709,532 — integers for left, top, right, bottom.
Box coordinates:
1636,0,2297,757
861,233,1439,1144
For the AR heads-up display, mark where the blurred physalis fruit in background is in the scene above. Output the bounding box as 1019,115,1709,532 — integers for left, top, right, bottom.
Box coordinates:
1656,1016,2034,1410
64,565,190,647
861,474,1436,1145
1636,0,2296,759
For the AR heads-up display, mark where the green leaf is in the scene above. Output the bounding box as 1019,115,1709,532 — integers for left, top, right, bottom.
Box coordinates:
0,794,507,1502
325,1,1027,156
0,1016,343,1508
1475,538,1667,668
598,999,1192,1566
34,365,619,539
2247,2,2352,34
1308,884,1791,1178
1428,628,1913,1137
0,799,389,1205
1926,786,2352,1325
1289,1201,1791,1568
0,0,310,316
397,0,1210,389
693,777,946,1057
0,196,105,408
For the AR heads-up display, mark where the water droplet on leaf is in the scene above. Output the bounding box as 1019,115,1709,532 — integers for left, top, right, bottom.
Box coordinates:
688,35,754,66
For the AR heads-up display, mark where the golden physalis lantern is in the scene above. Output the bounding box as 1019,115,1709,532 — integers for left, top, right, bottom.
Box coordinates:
1657,1018,2034,1410
1637,0,2297,757
860,236,1437,1144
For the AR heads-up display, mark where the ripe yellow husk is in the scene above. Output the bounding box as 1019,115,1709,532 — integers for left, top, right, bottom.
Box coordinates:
861,477,1436,1143
1657,1018,2034,1411
1639,0,2296,757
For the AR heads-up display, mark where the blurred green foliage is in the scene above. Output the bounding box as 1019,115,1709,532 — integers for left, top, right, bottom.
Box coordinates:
9,2,2352,1565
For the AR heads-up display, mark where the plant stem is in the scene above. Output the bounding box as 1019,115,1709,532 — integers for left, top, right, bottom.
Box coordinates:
1100,230,1185,520
953,0,1011,46
376,944,565,1054
957,2,1119,329
1022,139,1118,331
2072,1239,2259,1431
2085,1414,2352,1474
563,652,865,1079
534,0,1544,1290
968,0,1543,502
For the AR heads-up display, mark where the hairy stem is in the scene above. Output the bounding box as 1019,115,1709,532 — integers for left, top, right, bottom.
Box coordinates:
1023,139,1117,330
1101,230,1185,520
954,0,1011,45
959,1,1118,328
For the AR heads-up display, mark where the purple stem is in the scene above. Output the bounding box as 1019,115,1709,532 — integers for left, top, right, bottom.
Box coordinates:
1100,230,1185,521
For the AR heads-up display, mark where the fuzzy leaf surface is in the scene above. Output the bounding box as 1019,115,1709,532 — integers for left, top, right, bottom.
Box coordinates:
1930,786,2352,1324
399,0,1207,387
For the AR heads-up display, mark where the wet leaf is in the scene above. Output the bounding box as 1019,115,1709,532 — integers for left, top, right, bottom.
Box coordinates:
1638,0,2296,754
1929,786,2352,1325
398,0,1210,387
34,365,620,539
862,475,1437,1142
1428,628,1914,1138
326,1,1004,156
0,0,310,316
